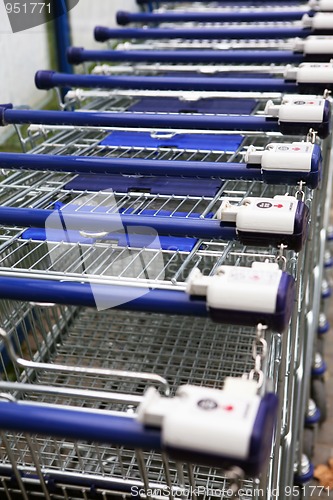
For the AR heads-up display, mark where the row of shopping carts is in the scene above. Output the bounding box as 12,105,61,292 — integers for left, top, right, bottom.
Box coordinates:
0,0,332,498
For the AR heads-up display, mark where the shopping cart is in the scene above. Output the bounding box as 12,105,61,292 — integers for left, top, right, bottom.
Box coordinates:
0,7,331,498
0,161,301,500
66,36,333,64
2,95,332,140
0,93,330,497
0,179,323,496
0,298,283,499
93,18,333,45
69,3,332,64
35,63,333,98
0,194,304,500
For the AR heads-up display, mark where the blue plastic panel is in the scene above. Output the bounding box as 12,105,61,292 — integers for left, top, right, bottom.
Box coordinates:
64,174,223,197
21,227,198,252
51,204,214,219
99,131,244,152
22,206,214,251
128,97,257,114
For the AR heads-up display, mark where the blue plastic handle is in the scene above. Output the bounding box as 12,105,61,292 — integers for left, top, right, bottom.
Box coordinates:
35,70,294,92
94,26,311,42
0,396,278,478
0,402,161,449
117,10,308,25
0,201,312,251
0,105,281,133
67,47,305,64
0,205,237,240
0,151,321,188
0,275,208,315
0,152,260,180
0,271,295,330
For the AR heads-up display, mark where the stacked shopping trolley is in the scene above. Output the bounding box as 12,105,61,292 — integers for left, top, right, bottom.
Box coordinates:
0,0,332,498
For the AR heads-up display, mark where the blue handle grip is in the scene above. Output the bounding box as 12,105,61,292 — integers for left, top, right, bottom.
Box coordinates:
67,47,304,64
0,201,311,251
0,402,161,450
0,271,294,330
0,275,207,315
117,10,308,25
0,152,260,180
94,26,311,41
35,70,293,92
0,397,277,477
0,205,238,241
0,105,280,133
0,152,320,189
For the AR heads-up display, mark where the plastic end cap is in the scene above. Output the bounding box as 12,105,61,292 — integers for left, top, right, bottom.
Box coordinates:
0,104,13,126
35,70,56,90
94,26,111,43
322,99,332,138
67,47,84,65
116,11,130,26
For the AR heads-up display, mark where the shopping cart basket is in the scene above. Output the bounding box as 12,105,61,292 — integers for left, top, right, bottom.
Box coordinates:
0,17,330,494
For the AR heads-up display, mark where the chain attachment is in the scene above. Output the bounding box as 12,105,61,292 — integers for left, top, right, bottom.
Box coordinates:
276,244,287,271
295,181,305,202
225,467,245,499
306,128,317,144
323,88,331,100
247,323,268,389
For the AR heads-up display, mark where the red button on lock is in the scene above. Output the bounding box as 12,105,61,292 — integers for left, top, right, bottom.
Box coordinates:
221,405,234,412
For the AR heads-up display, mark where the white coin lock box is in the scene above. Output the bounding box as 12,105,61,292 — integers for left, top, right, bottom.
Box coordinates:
245,141,322,188
137,379,278,476
217,195,310,251
302,12,333,31
265,94,331,137
308,0,333,11
186,263,295,331
295,35,333,56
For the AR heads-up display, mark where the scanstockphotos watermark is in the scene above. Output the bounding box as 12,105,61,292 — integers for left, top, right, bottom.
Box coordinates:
3,0,79,33
45,190,165,311
130,486,332,498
